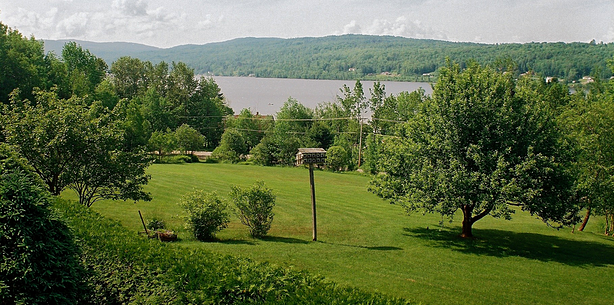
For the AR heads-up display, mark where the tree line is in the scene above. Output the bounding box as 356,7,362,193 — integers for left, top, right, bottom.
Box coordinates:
128,35,613,82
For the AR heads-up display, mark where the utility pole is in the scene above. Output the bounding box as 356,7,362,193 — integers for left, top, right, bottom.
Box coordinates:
357,117,363,168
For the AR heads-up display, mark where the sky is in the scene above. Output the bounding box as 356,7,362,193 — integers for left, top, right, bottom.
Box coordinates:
0,0,613,48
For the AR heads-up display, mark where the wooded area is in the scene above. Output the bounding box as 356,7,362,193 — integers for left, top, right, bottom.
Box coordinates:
45,35,614,82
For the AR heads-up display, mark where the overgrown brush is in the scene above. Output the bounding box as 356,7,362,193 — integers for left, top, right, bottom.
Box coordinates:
0,144,89,304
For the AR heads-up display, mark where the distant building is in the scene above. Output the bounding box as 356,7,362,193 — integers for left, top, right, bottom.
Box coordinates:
581,76,595,84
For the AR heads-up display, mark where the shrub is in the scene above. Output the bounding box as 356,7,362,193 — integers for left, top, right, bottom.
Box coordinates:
230,181,276,238
326,145,349,171
0,144,89,304
157,154,197,164
147,217,166,230
179,190,230,241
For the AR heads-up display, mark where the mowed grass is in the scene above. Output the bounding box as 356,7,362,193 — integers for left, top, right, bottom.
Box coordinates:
64,163,614,304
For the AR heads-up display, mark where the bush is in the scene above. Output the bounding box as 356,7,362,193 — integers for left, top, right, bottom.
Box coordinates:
156,154,199,164
0,144,89,304
147,217,166,230
179,190,230,241
230,181,276,238
326,145,349,171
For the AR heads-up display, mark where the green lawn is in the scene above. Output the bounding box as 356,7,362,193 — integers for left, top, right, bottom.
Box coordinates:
64,163,614,304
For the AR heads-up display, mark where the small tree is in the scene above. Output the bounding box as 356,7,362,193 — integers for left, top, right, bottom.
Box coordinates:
174,124,205,155
179,190,229,241
212,129,247,162
148,129,176,161
230,181,276,238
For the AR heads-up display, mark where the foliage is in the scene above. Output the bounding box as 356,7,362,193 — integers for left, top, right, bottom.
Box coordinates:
251,98,314,166
250,137,277,166
1,89,92,195
0,22,48,104
148,129,176,160
0,145,88,304
78,35,614,82
230,181,276,238
61,41,107,98
211,128,247,162
559,77,614,233
1,89,152,207
109,57,232,149
337,80,367,119
326,145,349,172
369,61,578,237
180,190,230,241
146,217,166,231
174,123,205,154
224,108,273,151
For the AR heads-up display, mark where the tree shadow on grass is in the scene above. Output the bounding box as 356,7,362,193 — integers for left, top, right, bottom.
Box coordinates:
318,241,403,251
260,236,311,244
217,239,257,245
403,227,614,267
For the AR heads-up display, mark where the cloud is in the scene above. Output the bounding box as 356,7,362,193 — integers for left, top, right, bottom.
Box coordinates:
56,12,89,37
112,0,148,16
342,20,362,34
341,16,447,40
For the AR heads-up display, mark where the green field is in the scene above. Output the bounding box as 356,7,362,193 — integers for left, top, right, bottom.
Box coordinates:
64,163,614,304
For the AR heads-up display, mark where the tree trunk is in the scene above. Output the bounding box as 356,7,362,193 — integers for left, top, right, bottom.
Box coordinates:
605,213,614,236
578,207,591,231
460,205,474,238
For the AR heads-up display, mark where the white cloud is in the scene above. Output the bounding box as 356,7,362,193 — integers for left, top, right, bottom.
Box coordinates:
341,16,447,40
0,0,611,47
56,12,89,37
342,20,362,34
112,0,148,16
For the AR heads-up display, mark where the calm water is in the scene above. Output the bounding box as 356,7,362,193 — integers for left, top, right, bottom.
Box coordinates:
212,76,432,115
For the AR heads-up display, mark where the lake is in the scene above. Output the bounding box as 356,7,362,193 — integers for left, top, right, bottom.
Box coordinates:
212,76,432,115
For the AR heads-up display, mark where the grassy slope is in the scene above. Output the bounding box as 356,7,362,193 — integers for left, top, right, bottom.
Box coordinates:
64,163,614,304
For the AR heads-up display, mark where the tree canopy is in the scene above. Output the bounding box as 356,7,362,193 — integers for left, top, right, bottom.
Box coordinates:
51,35,613,83
369,61,578,237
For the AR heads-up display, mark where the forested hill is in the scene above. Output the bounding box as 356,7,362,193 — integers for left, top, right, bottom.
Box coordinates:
44,35,614,82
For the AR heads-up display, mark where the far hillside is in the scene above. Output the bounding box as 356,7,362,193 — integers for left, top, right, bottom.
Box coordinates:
44,35,614,82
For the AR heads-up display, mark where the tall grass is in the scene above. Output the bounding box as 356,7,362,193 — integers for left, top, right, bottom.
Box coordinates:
65,163,614,304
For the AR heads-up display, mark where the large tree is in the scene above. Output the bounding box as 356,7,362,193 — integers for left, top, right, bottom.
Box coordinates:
1,89,152,206
369,61,577,237
560,77,614,233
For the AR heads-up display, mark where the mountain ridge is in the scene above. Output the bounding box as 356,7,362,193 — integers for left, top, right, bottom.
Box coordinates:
43,35,614,82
